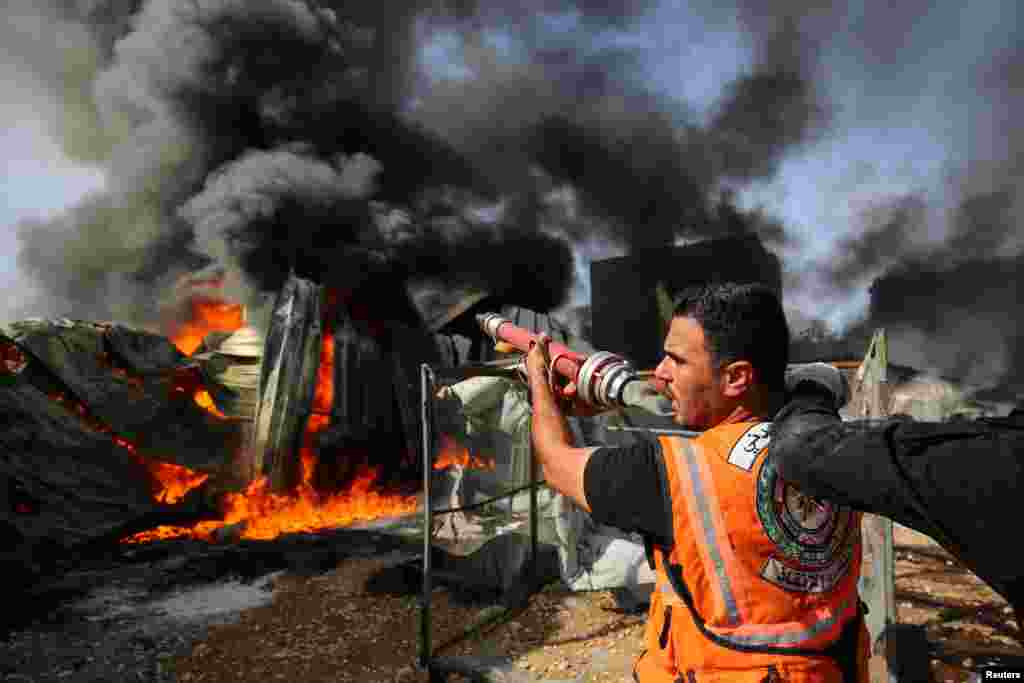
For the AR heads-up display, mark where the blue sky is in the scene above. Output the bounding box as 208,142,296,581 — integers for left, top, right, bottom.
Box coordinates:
2,0,1019,329
1,116,106,323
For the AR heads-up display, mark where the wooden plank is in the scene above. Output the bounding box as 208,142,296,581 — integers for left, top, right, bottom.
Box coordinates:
852,330,897,682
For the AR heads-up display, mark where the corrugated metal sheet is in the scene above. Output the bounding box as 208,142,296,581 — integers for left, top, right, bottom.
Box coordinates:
253,274,445,490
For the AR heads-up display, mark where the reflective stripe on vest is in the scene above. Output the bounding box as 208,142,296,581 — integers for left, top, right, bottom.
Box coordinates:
655,579,858,648
659,435,858,649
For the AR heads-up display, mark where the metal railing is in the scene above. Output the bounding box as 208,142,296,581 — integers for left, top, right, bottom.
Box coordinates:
418,361,544,679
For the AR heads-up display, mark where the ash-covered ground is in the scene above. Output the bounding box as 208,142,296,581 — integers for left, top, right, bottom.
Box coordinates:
0,529,421,683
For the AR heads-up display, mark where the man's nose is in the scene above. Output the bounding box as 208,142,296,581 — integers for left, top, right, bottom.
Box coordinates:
654,357,670,380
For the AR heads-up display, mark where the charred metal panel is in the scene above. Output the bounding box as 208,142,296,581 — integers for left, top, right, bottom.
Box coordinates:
0,380,174,545
253,275,322,490
254,274,442,492
8,320,242,472
329,313,394,442
0,324,230,582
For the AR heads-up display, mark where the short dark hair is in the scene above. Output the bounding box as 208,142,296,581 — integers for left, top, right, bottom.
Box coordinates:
673,282,789,391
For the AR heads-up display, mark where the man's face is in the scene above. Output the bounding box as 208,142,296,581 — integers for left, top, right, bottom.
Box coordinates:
653,316,723,430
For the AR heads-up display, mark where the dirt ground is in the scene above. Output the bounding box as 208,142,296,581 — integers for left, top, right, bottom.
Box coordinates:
2,524,1021,683
169,525,1021,683
889,525,1023,681
171,554,645,683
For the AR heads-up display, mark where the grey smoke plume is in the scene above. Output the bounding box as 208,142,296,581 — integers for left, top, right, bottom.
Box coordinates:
180,147,385,291
867,257,1022,394
807,36,1024,398
804,193,1024,398
9,0,828,334
0,0,128,163
825,194,930,290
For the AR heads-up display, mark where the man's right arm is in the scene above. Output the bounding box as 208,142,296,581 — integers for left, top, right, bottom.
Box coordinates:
583,438,674,548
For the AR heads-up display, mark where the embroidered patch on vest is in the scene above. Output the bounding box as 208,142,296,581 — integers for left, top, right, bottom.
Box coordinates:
760,550,854,594
755,454,858,593
726,422,772,471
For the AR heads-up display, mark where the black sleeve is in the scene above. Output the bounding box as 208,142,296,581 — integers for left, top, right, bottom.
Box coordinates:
771,386,941,533
771,387,1024,597
583,439,673,548
771,407,931,530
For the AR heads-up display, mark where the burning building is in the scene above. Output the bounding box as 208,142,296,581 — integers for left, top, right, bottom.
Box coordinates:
0,269,579,572
2,0,846,584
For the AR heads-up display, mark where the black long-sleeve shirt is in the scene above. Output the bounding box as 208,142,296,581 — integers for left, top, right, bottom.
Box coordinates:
770,386,1024,615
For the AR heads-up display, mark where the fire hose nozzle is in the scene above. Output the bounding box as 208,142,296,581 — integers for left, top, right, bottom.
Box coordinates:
475,312,668,412
476,313,509,342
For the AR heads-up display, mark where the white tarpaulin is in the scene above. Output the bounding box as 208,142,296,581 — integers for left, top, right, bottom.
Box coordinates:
438,375,655,603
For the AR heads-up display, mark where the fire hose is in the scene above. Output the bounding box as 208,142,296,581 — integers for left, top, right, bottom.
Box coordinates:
476,313,673,415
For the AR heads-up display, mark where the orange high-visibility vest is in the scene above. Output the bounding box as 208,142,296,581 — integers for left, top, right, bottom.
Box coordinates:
633,422,869,683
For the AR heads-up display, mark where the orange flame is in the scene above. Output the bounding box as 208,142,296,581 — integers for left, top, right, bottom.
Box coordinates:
171,367,230,419
121,436,497,544
125,459,422,543
1,339,28,375
121,424,499,544
123,288,423,544
192,389,229,419
299,305,336,484
121,288,500,545
148,460,210,504
47,390,210,505
46,347,221,504
434,435,495,471
169,297,245,356
33,318,438,545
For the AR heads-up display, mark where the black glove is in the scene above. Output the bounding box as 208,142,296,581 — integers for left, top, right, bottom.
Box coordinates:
784,363,850,410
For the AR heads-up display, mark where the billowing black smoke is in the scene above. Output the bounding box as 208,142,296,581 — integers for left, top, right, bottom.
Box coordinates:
867,256,1023,396
411,5,825,251
811,38,1024,399
825,195,930,291
8,0,827,331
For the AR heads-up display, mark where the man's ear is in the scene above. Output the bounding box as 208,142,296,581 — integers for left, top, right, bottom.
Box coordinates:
721,360,755,397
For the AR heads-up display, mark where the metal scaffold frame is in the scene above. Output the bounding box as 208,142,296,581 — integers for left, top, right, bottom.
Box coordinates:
418,361,543,681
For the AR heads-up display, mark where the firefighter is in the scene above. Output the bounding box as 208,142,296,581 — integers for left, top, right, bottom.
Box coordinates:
526,282,868,682
773,362,1024,636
